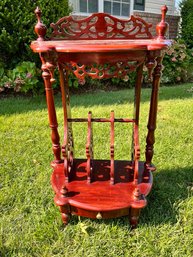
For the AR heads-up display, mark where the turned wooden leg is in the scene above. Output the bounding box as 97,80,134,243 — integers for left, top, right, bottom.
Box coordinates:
145,55,163,167
129,208,141,228
39,51,62,164
41,68,61,163
60,205,71,225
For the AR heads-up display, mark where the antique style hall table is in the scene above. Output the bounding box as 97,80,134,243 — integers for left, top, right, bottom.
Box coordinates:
31,6,171,228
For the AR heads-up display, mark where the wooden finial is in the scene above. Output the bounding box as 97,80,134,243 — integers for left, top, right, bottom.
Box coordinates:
156,5,169,40
34,6,47,41
161,5,168,21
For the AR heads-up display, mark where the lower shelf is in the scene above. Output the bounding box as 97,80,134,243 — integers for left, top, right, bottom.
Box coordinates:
51,159,153,226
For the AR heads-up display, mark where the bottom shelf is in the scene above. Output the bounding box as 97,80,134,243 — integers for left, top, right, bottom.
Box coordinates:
51,159,153,225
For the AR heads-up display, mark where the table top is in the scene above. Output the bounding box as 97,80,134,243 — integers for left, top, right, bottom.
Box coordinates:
30,39,172,53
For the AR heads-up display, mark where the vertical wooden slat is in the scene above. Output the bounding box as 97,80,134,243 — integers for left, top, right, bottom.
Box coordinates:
131,63,143,163
110,111,115,185
86,111,93,183
134,63,144,126
132,64,143,183
133,124,140,184
59,65,74,182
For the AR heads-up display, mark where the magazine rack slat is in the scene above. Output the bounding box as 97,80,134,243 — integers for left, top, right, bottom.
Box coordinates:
31,6,171,228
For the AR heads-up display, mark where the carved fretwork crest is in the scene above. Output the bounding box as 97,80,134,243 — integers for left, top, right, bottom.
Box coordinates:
50,13,153,40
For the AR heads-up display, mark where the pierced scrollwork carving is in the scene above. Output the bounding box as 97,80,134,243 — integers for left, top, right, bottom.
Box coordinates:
50,13,153,40
65,59,144,84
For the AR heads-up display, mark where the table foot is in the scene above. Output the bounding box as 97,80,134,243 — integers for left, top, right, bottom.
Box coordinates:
129,208,141,228
60,205,71,225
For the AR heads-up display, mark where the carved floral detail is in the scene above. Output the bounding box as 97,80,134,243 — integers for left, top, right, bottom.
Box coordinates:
50,13,153,40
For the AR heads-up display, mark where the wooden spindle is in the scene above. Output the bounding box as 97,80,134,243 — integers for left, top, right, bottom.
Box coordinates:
145,55,163,168
110,111,115,185
86,111,93,183
40,53,61,164
131,64,143,163
134,63,143,126
133,124,140,184
59,65,74,181
67,118,134,123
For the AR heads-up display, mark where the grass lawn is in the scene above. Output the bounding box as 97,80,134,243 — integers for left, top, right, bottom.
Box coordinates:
0,83,193,257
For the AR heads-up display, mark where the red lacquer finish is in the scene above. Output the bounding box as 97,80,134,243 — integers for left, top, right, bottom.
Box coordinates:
30,7,171,228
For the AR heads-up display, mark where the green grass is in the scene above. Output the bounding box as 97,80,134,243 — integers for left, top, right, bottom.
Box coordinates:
0,83,193,257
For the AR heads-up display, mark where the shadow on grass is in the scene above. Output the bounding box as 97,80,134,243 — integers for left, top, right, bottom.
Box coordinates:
58,165,193,230
141,165,193,226
0,83,192,116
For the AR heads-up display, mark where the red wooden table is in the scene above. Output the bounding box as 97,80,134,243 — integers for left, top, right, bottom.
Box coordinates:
31,6,171,228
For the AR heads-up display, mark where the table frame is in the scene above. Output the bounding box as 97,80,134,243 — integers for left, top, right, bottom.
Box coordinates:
31,5,171,228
